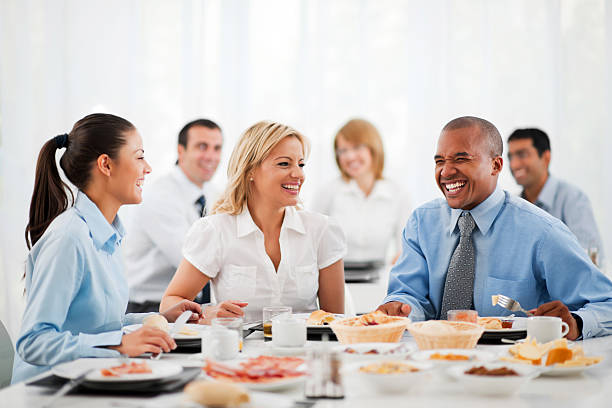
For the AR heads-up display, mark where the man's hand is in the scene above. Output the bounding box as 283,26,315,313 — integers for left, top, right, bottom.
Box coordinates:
199,300,249,324
109,327,176,356
530,300,580,340
376,301,412,317
161,299,202,323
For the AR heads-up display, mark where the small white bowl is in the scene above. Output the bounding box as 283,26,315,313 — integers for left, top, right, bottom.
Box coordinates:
352,360,433,393
411,348,496,366
335,342,414,362
447,363,540,396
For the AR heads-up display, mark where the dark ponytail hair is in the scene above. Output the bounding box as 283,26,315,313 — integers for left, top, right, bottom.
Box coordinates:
25,113,135,249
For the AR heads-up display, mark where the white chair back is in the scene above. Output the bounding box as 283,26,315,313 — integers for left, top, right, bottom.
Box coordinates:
0,320,14,388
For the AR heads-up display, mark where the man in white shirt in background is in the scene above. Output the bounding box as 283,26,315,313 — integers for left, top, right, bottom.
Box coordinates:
507,128,604,266
124,119,223,313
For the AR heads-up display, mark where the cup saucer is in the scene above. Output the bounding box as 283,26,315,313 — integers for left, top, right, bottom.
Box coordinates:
266,342,311,356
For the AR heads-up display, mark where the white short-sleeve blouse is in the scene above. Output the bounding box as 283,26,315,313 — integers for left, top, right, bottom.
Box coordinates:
182,206,346,321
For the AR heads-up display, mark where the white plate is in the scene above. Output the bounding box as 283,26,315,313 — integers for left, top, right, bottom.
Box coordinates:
482,317,528,333
265,343,313,356
447,363,539,396
292,312,345,328
335,342,413,361
203,357,307,391
123,323,208,339
540,361,602,377
52,358,183,382
411,348,496,364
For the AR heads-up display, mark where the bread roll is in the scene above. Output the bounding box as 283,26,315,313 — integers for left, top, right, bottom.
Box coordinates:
307,310,335,325
184,380,249,407
143,314,169,332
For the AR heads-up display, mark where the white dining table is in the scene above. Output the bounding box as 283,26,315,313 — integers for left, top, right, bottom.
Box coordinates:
3,331,612,408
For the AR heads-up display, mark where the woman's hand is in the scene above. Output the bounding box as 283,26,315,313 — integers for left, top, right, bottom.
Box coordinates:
161,299,202,323
109,327,176,356
199,300,248,324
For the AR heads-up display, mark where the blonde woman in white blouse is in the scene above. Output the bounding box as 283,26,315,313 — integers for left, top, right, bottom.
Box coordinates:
161,121,346,322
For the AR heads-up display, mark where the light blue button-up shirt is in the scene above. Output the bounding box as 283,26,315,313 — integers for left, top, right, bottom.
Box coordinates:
524,174,604,261
384,187,612,339
12,191,147,383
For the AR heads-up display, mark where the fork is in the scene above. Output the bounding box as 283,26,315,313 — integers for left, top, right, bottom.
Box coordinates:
495,294,534,316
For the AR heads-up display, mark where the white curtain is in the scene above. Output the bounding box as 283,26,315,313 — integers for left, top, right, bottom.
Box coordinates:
1,0,610,339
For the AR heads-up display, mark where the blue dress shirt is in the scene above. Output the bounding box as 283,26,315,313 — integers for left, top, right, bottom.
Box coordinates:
524,174,604,262
384,187,612,339
12,191,147,383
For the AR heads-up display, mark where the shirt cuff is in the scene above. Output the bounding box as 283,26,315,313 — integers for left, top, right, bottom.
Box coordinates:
122,312,156,326
78,330,123,357
572,310,595,339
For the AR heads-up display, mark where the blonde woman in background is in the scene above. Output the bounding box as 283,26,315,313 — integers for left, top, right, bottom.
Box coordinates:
161,121,346,322
312,119,411,266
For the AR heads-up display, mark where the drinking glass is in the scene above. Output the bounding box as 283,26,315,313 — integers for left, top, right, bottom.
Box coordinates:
588,247,599,267
262,306,292,342
447,309,478,323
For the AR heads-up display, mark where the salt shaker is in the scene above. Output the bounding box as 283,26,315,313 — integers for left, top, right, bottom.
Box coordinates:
305,335,344,399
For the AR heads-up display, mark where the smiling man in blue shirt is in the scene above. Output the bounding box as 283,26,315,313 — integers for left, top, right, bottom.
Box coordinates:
378,116,612,340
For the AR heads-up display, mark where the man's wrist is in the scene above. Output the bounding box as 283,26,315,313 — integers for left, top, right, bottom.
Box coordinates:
571,312,583,339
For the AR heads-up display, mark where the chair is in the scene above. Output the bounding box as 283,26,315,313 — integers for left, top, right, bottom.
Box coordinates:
0,320,14,388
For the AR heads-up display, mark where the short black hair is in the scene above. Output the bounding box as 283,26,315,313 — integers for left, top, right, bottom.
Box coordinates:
442,116,503,157
507,128,550,156
178,119,221,147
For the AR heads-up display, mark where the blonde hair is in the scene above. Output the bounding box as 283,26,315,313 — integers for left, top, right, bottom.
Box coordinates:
212,121,310,215
334,118,385,180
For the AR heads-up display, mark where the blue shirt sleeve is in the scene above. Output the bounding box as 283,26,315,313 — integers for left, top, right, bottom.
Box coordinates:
16,234,121,367
536,220,612,339
383,214,437,321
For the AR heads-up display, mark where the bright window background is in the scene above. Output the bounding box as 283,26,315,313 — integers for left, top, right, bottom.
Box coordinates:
1,0,611,337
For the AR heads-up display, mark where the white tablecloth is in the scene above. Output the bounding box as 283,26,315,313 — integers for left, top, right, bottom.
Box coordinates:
3,331,612,408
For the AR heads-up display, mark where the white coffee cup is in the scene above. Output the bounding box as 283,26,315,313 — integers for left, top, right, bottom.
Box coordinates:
203,328,239,360
526,316,569,343
272,316,306,347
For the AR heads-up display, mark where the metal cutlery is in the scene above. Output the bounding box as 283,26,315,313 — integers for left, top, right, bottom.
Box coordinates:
152,310,192,360
495,294,534,316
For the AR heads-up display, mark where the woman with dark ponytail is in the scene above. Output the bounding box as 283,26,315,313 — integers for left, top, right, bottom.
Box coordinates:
12,113,202,383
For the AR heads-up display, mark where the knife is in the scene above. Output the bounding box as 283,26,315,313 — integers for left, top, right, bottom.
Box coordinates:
171,310,193,336
42,368,95,408
151,310,193,360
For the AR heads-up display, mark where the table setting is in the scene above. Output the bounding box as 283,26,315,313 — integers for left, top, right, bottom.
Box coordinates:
3,306,612,408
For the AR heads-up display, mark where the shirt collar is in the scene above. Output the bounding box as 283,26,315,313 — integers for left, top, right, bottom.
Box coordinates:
448,187,505,236
236,206,306,238
534,174,558,211
74,191,125,253
171,165,206,204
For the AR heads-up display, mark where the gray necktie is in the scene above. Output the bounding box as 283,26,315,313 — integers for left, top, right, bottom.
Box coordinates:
440,212,476,320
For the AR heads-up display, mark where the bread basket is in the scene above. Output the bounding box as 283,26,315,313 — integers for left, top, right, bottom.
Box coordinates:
408,320,484,350
330,316,411,344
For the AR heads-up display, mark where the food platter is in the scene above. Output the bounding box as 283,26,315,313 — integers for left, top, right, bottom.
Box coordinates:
52,358,183,383
202,355,307,391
